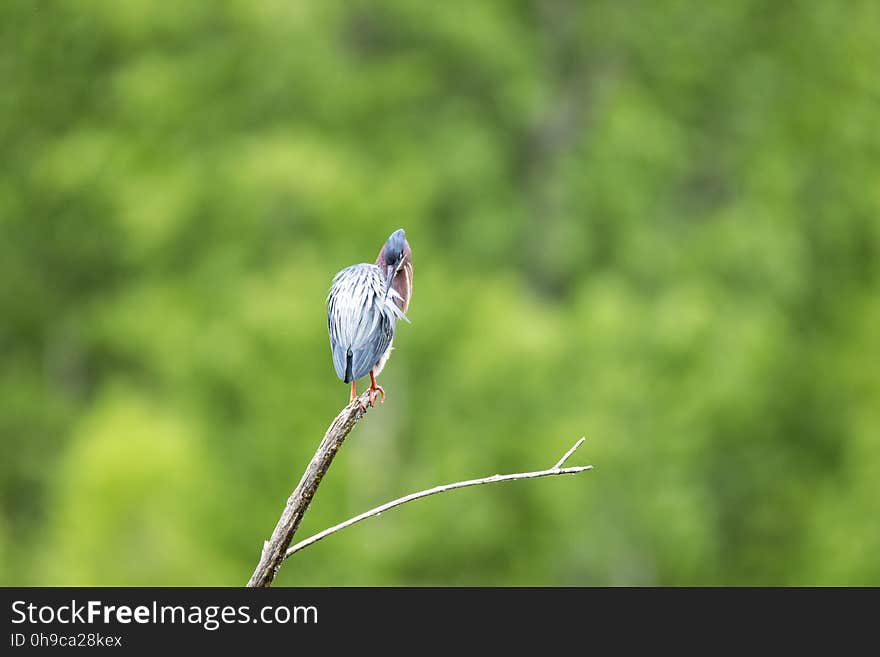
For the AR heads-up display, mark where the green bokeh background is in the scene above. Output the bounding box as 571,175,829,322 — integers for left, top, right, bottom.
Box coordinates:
2,0,878,586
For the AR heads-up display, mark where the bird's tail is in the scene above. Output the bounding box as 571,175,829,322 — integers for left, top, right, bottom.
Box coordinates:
344,348,353,383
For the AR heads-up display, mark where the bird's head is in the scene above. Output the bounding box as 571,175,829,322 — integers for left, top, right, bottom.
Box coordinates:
378,228,411,295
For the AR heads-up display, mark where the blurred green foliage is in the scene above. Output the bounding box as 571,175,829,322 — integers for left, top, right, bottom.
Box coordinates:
2,0,879,586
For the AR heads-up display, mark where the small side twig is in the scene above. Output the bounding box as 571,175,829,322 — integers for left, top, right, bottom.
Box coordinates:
553,436,586,469
284,437,592,561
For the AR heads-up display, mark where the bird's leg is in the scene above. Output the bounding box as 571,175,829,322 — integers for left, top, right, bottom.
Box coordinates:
351,380,370,411
368,370,385,406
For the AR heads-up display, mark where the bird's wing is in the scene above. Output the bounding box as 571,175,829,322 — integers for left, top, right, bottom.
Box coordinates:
349,312,394,381
327,269,350,380
327,264,402,382
327,316,349,382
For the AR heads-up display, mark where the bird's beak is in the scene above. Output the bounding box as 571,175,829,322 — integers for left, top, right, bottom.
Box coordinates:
384,256,405,297
384,263,396,296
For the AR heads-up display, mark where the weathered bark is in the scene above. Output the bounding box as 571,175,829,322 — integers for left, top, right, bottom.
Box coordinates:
247,391,373,587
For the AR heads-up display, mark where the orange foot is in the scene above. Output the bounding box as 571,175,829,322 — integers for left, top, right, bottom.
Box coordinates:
368,370,386,406
367,384,385,407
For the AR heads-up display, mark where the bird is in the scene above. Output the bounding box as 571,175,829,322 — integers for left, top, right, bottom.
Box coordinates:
327,228,413,408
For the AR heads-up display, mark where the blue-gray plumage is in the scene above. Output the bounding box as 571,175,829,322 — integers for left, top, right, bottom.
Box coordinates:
327,229,413,406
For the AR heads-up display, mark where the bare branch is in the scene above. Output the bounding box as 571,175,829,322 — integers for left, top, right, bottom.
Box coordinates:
248,390,593,587
247,391,375,587
284,438,592,561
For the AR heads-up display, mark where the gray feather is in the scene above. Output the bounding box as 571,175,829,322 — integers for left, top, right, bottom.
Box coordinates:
327,263,407,382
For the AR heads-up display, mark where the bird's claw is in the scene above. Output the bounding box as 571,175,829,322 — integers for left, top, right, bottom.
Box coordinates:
368,384,385,407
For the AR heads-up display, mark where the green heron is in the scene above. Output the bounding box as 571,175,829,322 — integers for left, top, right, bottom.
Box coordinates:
327,228,413,407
